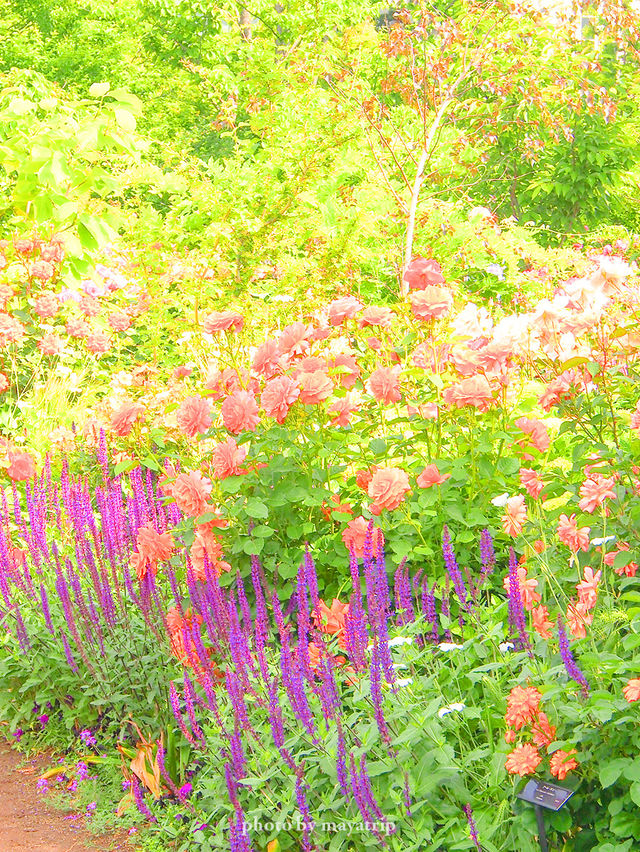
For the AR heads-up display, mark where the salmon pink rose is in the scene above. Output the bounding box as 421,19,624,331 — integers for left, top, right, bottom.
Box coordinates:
172,470,212,517
367,467,411,512
0,314,26,346
367,366,401,404
262,375,300,423
328,394,360,427
203,310,244,333
519,468,544,499
37,332,63,356
211,437,247,479
29,260,55,282
108,311,131,332
110,402,144,436
65,318,89,339
341,516,384,557
623,678,640,702
557,514,590,552
442,375,495,411
85,331,111,354
410,286,453,321
327,295,363,325
221,389,260,434
403,257,445,291
417,464,451,488
176,396,212,437
33,293,59,319
7,451,36,481
278,322,312,357
298,371,333,405
359,306,394,328
252,339,280,378
502,494,527,536
332,353,360,388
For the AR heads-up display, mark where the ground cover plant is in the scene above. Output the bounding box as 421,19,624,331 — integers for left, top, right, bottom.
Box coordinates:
1,1,640,851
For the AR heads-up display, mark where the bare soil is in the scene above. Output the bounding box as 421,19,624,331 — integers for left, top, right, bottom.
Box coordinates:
0,743,132,852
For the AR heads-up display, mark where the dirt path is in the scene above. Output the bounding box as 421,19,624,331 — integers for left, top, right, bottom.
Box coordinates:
0,743,132,852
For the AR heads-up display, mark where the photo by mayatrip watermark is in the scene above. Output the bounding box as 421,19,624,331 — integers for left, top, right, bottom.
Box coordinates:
240,816,397,836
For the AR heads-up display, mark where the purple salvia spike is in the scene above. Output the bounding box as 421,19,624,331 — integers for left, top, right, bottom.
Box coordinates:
358,754,386,822
375,532,391,613
131,775,156,822
250,556,269,644
463,804,482,852
294,765,315,852
304,545,320,620
235,571,253,635
344,600,367,671
39,583,54,634
335,718,350,800
198,580,221,654
363,520,375,574
61,631,79,673
11,482,22,526
420,578,439,644
441,578,452,642
476,528,496,597
557,616,589,696
394,557,413,625
507,547,532,655
316,646,338,727
15,608,30,653
200,671,226,732
228,803,253,852
227,594,252,686
267,678,285,749
291,659,317,743
271,590,287,640
156,741,189,805
370,643,391,744
168,682,196,745
96,429,109,482
442,525,469,611
229,726,246,777
224,762,239,810
183,671,206,745
224,668,252,736
85,589,105,655
348,753,381,842
402,770,412,819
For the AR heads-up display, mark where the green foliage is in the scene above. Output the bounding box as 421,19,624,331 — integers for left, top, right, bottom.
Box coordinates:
0,69,142,275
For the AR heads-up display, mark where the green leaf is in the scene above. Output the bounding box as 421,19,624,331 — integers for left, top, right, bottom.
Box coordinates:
623,759,640,782
243,539,264,555
245,498,269,519
368,438,386,454
630,781,640,807
599,761,625,788
114,460,138,475
251,525,275,538
114,107,137,132
89,82,111,97
614,550,633,570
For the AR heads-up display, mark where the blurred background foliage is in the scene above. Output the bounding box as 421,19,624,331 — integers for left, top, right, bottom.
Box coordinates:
0,0,638,297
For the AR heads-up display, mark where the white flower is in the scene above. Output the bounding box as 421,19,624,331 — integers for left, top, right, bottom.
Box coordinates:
388,636,413,648
438,702,465,718
491,493,509,507
591,535,616,547
396,678,413,688
499,642,515,653
438,642,463,652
